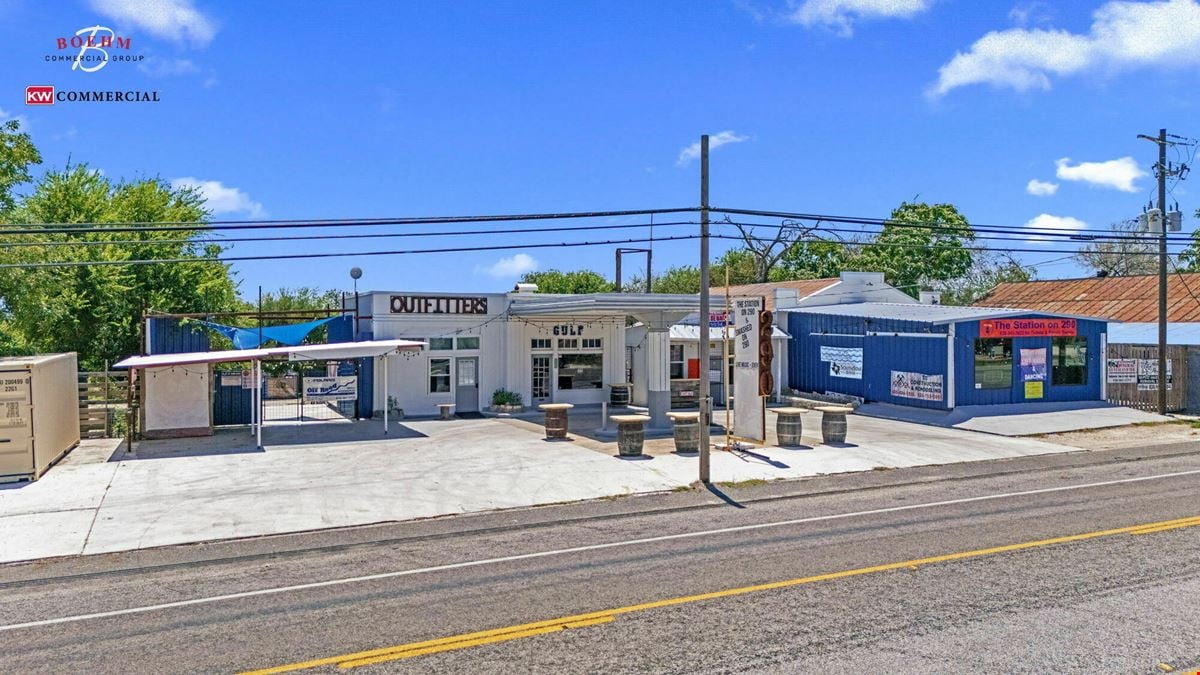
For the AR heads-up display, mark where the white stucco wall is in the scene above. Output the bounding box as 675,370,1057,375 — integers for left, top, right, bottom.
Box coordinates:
143,365,210,433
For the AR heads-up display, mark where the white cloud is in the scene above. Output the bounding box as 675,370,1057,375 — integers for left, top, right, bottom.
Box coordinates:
89,0,217,46
1025,178,1058,196
171,177,264,217
476,253,539,279
676,131,750,166
931,0,1200,96
788,0,935,36
1055,156,1145,192
1025,213,1088,242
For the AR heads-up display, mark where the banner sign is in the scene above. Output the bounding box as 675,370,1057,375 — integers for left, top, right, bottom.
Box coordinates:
820,345,863,380
709,312,731,328
890,370,943,402
1136,359,1173,391
732,296,765,442
303,376,358,401
979,318,1077,338
1019,348,1047,382
1106,358,1136,384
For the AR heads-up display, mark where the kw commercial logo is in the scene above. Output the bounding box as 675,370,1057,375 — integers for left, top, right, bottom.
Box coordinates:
25,85,160,105
25,86,53,105
47,25,142,73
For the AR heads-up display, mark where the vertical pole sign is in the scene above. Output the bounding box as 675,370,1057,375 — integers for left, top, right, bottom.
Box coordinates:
732,296,767,443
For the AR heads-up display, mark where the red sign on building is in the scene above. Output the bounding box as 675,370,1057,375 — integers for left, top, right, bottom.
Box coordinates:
979,318,1077,338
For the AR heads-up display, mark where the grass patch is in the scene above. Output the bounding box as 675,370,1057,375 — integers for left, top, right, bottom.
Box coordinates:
716,478,768,489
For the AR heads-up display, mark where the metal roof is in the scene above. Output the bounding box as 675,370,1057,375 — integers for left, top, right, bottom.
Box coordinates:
976,273,1200,322
1108,322,1200,345
782,302,1107,325
113,339,426,369
508,293,701,316
709,278,839,310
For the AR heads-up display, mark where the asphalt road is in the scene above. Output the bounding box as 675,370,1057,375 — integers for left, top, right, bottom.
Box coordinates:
2,443,1200,674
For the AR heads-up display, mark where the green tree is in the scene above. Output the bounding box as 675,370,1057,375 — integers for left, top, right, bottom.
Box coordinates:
0,165,240,369
936,252,1032,306
1177,209,1200,271
251,287,340,315
518,269,614,294
1076,220,1159,276
624,265,702,294
779,238,859,280
0,119,41,214
857,201,976,298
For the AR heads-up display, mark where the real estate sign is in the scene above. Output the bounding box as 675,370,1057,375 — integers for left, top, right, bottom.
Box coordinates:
1106,358,1137,384
732,296,765,442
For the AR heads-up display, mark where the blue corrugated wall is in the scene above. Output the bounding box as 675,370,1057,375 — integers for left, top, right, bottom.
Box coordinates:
787,310,1107,409
954,317,1105,405
147,318,210,354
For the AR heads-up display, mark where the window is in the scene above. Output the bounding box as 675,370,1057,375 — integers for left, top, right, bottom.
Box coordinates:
557,354,603,389
531,338,551,350
558,338,578,350
582,338,602,350
428,337,453,350
1052,337,1088,386
456,336,480,350
670,344,685,379
974,338,1012,389
429,358,451,393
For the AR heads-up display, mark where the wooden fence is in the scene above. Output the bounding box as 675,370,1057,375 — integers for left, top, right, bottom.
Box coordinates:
1105,344,1188,412
78,371,130,439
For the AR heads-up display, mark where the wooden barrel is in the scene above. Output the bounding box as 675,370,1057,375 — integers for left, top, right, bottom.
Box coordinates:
610,384,631,406
545,409,568,438
617,422,645,457
776,414,803,447
672,419,700,453
821,412,847,444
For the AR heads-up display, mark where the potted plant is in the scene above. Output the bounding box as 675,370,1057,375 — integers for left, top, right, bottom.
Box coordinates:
490,389,524,413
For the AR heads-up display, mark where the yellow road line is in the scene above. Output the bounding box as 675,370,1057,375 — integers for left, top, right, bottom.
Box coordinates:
241,513,1200,674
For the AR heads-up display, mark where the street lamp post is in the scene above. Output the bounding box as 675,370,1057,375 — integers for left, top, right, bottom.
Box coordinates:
350,267,363,340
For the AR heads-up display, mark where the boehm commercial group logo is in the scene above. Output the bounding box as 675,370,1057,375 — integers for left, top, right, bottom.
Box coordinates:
25,85,160,105
47,25,143,73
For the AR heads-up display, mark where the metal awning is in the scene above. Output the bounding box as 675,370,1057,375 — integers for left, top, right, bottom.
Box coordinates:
112,339,426,369
508,293,702,316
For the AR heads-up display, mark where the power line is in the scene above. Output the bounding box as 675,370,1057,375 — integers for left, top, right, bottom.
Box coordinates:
0,220,697,249
0,234,703,270
0,207,698,236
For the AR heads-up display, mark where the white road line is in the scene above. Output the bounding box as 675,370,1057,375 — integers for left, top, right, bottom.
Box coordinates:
3,467,1200,633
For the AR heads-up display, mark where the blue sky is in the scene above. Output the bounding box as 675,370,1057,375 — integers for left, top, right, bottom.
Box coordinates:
3,0,1199,296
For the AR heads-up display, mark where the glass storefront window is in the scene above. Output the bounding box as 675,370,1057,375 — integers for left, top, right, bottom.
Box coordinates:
456,336,480,350
1052,337,1087,385
557,353,603,389
531,338,551,350
429,358,451,393
428,338,453,350
974,338,1012,389
582,338,602,350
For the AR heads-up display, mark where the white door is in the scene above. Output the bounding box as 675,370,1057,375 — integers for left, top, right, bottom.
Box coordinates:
531,355,551,403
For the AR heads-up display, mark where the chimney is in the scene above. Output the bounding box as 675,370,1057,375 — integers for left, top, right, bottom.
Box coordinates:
919,291,942,305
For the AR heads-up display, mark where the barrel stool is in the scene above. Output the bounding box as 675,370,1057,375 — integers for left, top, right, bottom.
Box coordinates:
815,406,853,444
665,411,701,454
610,414,651,457
773,407,806,447
537,403,575,439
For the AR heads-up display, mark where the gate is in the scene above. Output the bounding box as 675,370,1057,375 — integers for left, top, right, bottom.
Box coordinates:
263,360,359,423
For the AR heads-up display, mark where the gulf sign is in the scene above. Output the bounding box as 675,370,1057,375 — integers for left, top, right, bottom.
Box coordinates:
979,318,1077,338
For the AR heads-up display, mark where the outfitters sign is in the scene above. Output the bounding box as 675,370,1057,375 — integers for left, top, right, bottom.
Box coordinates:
979,318,1077,338
390,295,489,315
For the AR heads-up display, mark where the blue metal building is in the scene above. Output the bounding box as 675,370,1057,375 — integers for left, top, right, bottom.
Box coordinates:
784,303,1107,409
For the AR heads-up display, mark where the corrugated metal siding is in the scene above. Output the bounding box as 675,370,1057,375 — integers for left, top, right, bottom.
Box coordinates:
953,316,1105,405
212,370,252,425
147,318,210,355
327,314,353,343
787,312,950,408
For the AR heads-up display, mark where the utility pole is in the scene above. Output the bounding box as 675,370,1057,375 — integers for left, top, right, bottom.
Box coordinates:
1138,128,1174,414
698,135,711,484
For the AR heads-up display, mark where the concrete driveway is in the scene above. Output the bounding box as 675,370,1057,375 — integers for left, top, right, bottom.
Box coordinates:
0,410,1082,563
